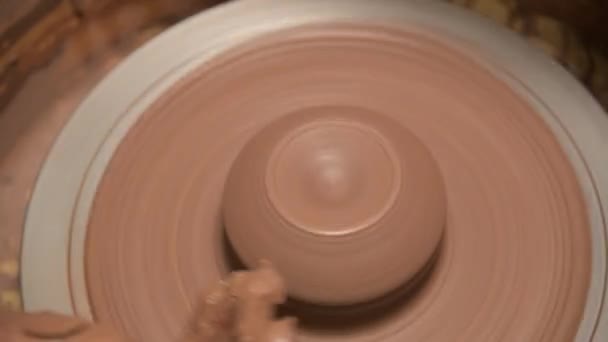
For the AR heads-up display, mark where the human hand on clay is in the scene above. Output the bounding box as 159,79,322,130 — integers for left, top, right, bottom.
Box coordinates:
0,311,129,341
231,260,297,342
182,260,297,342
0,261,297,342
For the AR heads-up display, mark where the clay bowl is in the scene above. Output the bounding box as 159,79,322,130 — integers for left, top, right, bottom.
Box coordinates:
223,107,446,305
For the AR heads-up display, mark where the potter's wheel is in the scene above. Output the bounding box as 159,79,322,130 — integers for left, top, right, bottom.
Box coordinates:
17,0,608,341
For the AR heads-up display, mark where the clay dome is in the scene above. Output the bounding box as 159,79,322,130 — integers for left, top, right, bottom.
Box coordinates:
223,106,446,305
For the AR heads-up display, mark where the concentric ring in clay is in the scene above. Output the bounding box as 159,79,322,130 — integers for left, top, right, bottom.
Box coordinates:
20,1,608,342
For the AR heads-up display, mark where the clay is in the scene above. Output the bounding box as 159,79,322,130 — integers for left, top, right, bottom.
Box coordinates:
83,23,591,342
223,107,446,305
0,262,295,342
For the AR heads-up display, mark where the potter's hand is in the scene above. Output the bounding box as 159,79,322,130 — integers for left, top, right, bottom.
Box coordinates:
231,260,297,342
0,311,129,341
183,260,298,342
0,263,297,342
181,278,236,342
